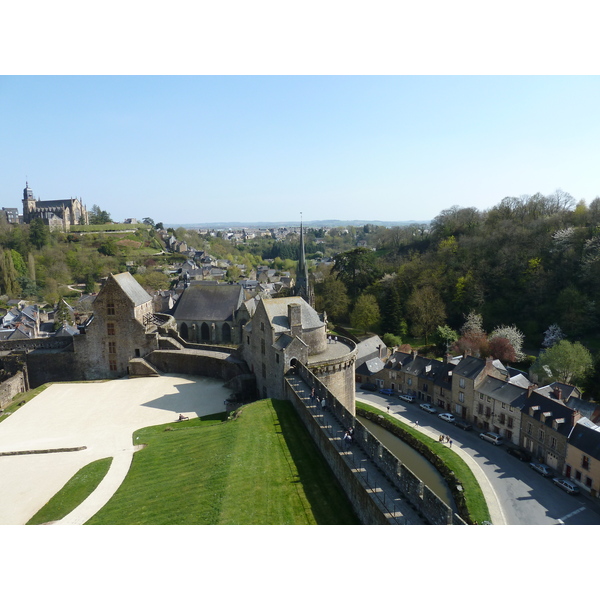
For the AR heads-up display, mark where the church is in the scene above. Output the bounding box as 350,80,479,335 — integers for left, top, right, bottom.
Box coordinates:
21,182,89,231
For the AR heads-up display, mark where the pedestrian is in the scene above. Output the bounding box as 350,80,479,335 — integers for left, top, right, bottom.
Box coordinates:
415,420,419,427
387,406,390,413
321,397,326,411
311,387,315,398
439,434,443,442
449,439,453,448
446,435,450,443
334,336,338,343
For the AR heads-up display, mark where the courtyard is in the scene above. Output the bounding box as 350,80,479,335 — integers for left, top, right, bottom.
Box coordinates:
0,375,230,525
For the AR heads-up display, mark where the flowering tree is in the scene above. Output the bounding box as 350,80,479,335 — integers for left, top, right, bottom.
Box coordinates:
542,324,565,348
489,325,525,361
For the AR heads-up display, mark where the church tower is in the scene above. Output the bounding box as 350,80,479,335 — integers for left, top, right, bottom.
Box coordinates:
294,217,314,307
23,181,36,220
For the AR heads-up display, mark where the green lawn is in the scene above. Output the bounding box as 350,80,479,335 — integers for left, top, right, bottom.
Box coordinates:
87,400,359,525
357,401,490,524
27,457,113,524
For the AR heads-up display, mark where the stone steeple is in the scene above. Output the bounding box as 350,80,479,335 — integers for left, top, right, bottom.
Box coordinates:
294,216,314,307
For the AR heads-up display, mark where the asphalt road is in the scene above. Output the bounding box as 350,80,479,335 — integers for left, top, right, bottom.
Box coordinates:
356,388,600,525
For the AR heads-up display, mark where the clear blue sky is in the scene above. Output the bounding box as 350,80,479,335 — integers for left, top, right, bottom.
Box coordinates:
2,75,599,224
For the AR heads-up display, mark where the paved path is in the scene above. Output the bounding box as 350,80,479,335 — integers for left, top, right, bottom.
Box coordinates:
358,398,507,525
0,375,230,525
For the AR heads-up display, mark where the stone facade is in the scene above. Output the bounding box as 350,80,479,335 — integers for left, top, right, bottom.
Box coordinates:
22,182,89,231
73,273,160,379
243,296,357,414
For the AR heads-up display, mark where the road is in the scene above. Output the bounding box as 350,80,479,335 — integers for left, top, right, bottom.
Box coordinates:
356,388,600,525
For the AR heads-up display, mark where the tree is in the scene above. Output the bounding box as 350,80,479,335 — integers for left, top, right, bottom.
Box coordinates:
331,247,380,298
29,218,49,250
542,324,565,348
406,286,446,343
382,332,402,348
435,325,458,352
350,293,380,333
488,336,517,363
142,217,155,227
53,298,74,331
89,205,112,225
489,325,525,361
98,238,118,256
317,277,350,322
530,340,593,385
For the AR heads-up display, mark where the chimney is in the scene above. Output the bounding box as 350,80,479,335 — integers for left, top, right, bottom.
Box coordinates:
288,303,302,337
527,384,537,398
554,386,562,401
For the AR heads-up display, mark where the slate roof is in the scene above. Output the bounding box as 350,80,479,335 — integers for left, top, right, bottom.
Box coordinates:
521,390,577,437
356,335,386,367
568,422,600,460
477,376,528,408
260,297,324,333
111,272,153,307
172,282,244,322
355,357,385,377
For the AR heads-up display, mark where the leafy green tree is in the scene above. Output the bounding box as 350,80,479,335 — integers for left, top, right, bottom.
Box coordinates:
435,325,458,352
316,277,350,322
89,205,112,225
143,217,155,227
382,333,402,348
406,286,446,344
531,340,593,385
98,238,118,256
380,283,404,337
350,293,380,333
332,248,380,298
29,218,49,250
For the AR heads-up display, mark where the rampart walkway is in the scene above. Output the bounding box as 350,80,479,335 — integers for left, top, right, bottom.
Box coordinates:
287,375,425,524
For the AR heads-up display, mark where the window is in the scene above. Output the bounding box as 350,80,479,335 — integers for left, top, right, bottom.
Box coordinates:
486,396,491,403
408,378,412,386
262,363,266,378
108,341,116,354
260,322,265,332
109,359,117,372
538,429,544,442
501,403,506,410
585,476,592,488
550,437,557,449
499,413,505,425
261,339,265,355
477,403,483,415
575,470,582,481
107,302,115,316
247,336,250,345
275,354,279,364
479,393,484,400
527,423,533,435
459,392,465,403
509,405,514,412
107,322,115,336
507,417,514,429
459,378,465,389
582,455,590,470
485,406,491,418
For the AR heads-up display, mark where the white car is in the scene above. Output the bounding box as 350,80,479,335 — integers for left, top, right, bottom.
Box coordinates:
419,403,437,414
438,413,455,423
399,394,416,403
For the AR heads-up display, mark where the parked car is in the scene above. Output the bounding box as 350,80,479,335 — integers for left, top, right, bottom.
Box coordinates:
479,431,503,445
399,394,416,403
438,413,455,423
453,419,473,431
552,478,581,495
529,462,553,477
359,382,377,391
506,447,532,462
419,403,437,414
379,388,395,396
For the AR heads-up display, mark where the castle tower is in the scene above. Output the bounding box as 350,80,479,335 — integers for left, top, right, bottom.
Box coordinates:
294,218,314,307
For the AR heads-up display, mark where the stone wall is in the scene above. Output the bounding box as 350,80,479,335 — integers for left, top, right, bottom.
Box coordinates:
0,371,28,409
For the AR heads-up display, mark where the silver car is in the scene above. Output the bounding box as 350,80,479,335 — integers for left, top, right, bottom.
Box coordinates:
419,403,437,414
438,413,455,423
529,462,552,477
552,478,580,494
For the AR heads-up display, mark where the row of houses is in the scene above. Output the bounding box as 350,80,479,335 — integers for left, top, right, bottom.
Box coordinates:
358,348,600,497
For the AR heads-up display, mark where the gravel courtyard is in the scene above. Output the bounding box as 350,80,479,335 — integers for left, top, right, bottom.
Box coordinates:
0,375,230,525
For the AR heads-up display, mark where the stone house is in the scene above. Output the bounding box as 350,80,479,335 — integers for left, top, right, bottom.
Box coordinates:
451,356,505,423
473,376,528,444
565,422,600,496
171,282,251,345
73,272,160,379
519,389,581,472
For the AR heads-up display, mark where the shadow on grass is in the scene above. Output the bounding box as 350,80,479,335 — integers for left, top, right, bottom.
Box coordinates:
271,399,360,525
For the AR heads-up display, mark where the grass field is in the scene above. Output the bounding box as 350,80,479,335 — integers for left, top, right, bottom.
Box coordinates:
87,400,359,525
27,457,113,525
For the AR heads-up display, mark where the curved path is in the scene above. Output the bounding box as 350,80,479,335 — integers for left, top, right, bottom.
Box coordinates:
358,397,507,525
0,375,230,525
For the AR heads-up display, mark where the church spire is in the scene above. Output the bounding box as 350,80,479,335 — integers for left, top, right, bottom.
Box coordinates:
294,213,314,307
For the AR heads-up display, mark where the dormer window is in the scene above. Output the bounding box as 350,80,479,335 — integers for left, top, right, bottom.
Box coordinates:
529,405,540,416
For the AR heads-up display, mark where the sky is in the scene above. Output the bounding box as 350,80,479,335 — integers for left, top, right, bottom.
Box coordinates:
2,75,599,225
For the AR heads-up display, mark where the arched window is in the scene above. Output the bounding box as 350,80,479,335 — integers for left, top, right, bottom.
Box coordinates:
201,322,210,341
180,323,189,340
222,322,231,342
